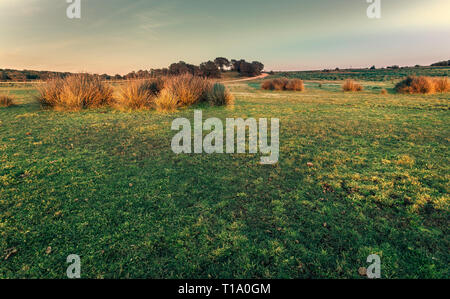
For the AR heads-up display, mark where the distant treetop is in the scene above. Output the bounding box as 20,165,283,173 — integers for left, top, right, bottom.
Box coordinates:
431,60,450,67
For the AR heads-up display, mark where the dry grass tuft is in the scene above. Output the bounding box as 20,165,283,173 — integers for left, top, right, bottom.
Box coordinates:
0,94,15,107
395,76,434,94
154,89,179,112
114,79,164,110
164,74,211,107
433,77,450,93
36,74,113,110
395,76,449,94
33,74,236,112
272,78,289,91
261,78,305,91
342,79,363,92
261,80,274,90
285,79,305,91
206,83,234,106
36,78,64,108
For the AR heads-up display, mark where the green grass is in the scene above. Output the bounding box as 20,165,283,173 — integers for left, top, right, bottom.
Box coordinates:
274,66,450,82
0,82,448,279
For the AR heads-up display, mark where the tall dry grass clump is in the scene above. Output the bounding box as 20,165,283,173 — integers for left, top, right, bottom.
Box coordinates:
37,74,113,110
261,80,274,90
114,78,164,110
163,74,211,107
206,83,234,106
154,89,179,112
261,78,304,91
36,78,64,107
0,94,15,107
395,76,449,94
433,77,450,93
261,78,287,90
285,79,305,91
35,73,234,112
395,76,434,94
342,79,363,92
272,78,289,90
154,76,233,110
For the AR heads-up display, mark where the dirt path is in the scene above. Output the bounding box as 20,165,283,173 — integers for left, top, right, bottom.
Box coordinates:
220,73,269,83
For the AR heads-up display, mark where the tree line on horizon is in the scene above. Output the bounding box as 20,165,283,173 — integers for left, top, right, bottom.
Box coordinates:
2,58,448,82
0,58,264,82
131,58,264,79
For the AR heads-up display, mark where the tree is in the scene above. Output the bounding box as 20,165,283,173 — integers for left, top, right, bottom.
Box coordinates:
431,60,450,67
1,71,11,81
229,60,264,77
169,61,190,75
238,61,264,77
239,61,255,77
100,73,111,80
230,59,243,72
169,61,200,76
125,71,137,80
200,61,221,78
214,57,230,71
251,61,264,75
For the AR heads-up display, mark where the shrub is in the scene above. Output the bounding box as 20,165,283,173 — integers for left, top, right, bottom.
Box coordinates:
154,89,179,112
200,61,221,78
164,74,211,107
205,83,234,106
36,74,113,110
262,78,304,91
261,80,275,90
115,79,163,110
395,76,449,94
433,77,450,93
285,79,305,91
0,94,15,107
381,89,388,95
342,79,363,92
272,78,289,90
395,76,436,94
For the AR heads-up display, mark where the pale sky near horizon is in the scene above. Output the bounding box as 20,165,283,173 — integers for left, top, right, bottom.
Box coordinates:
1,0,449,75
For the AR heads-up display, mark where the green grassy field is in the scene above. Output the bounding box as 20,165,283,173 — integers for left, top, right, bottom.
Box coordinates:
0,79,448,278
275,66,450,81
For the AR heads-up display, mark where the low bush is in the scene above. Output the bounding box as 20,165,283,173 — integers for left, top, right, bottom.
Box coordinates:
433,77,450,93
0,94,15,107
395,76,449,94
205,83,234,106
261,80,274,90
261,78,305,91
285,79,305,91
272,78,289,90
395,76,434,94
342,79,363,92
36,74,114,110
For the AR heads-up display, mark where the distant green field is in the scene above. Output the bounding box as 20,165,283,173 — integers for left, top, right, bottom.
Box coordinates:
274,66,450,82
0,81,449,278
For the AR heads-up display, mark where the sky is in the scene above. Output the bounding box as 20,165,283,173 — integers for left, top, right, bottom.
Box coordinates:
0,0,449,75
